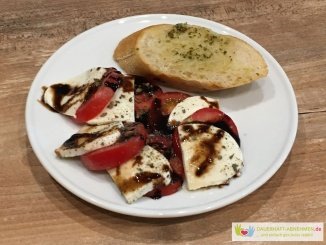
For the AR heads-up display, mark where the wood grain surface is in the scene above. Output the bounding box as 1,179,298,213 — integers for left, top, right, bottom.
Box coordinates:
0,0,325,244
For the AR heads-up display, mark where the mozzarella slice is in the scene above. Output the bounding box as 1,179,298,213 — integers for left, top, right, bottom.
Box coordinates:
108,145,172,204
42,68,135,123
178,123,243,190
168,96,219,127
55,121,123,157
87,76,135,124
43,67,108,117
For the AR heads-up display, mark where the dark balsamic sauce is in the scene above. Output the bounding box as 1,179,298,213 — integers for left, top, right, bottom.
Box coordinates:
84,79,101,101
116,166,121,176
194,130,225,177
62,133,96,148
62,125,120,149
42,67,125,113
50,83,75,112
135,172,162,183
162,164,170,172
180,124,225,177
102,68,123,91
213,121,240,145
180,124,210,141
145,172,183,199
132,155,143,167
149,98,171,135
120,172,162,194
136,112,150,128
200,96,219,108
145,188,161,199
121,76,134,92
39,86,57,112
168,119,179,129
48,82,91,113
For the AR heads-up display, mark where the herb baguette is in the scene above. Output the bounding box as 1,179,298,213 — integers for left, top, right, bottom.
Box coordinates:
114,23,268,92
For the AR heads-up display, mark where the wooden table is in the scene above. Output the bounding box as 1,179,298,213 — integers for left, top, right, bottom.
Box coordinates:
1,0,325,244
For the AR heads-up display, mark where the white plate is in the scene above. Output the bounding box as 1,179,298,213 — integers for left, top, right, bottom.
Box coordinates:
25,14,298,218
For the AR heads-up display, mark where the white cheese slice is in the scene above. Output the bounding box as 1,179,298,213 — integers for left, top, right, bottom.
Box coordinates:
43,68,108,116
55,121,123,157
168,96,219,127
178,123,243,190
42,68,135,124
108,145,172,204
87,77,135,124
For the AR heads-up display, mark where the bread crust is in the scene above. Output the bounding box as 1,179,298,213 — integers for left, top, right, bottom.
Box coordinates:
114,24,268,92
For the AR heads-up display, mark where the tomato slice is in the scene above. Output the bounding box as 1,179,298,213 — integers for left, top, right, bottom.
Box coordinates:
148,98,170,133
81,122,147,171
81,136,145,171
169,155,184,177
188,107,224,123
146,134,172,158
121,122,148,140
134,77,163,120
185,108,240,145
135,93,153,112
75,86,114,123
145,173,183,198
147,92,189,133
159,177,183,196
157,92,190,115
172,128,183,160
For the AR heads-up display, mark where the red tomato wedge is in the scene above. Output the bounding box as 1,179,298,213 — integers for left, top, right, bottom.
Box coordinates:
135,94,153,112
134,77,163,119
188,107,224,123
135,92,163,116
157,92,190,115
75,86,114,123
148,98,169,133
172,128,183,160
185,107,240,145
169,155,184,177
147,92,189,133
159,177,183,196
146,134,172,158
145,174,183,198
81,136,145,171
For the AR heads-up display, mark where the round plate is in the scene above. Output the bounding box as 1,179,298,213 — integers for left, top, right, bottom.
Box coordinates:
25,14,298,218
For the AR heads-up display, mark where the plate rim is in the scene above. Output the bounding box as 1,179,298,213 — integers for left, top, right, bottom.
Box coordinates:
25,13,298,218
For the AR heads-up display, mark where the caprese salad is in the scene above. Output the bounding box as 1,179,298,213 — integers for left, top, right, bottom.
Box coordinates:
41,67,243,203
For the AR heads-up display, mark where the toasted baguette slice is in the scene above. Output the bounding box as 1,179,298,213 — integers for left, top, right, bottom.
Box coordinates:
114,23,268,92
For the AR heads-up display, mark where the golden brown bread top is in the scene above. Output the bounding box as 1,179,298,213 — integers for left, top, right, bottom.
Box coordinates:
114,23,268,92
